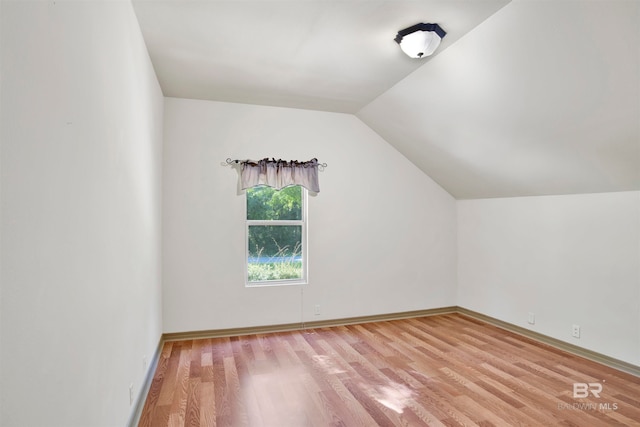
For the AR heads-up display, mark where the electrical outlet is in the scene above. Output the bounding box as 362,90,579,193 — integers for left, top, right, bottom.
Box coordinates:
527,312,535,325
314,304,321,315
129,383,134,405
572,324,580,338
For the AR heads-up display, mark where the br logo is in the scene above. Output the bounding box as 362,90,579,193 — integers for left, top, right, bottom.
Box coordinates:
573,382,603,398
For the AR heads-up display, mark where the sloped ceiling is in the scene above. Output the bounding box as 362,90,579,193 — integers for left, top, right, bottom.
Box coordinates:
359,0,640,199
132,0,509,113
133,0,640,199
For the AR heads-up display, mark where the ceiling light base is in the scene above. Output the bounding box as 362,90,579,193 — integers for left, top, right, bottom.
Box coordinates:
395,23,446,59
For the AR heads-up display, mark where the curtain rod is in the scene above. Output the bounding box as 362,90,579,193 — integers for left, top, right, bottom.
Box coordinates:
225,158,328,170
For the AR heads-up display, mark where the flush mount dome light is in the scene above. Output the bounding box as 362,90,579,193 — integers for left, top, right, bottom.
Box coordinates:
395,23,446,58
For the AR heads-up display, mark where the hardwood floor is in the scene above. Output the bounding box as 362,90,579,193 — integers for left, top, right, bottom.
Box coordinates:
138,313,640,426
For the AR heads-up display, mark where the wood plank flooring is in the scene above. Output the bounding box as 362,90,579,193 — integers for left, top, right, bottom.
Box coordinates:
138,313,640,426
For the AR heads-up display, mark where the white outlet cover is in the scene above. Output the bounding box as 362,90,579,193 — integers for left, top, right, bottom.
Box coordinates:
572,325,580,338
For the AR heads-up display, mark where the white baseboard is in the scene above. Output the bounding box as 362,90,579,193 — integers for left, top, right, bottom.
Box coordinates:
127,338,163,427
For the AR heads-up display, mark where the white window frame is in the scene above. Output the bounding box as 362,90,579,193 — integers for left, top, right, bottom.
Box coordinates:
245,186,308,287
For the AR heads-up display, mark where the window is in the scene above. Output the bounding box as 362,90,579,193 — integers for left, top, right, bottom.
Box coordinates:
245,185,307,285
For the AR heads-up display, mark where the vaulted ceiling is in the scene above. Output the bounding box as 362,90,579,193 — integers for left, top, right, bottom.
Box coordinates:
132,0,639,199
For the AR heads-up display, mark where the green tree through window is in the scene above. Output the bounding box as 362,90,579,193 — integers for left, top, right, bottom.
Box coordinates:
246,186,306,284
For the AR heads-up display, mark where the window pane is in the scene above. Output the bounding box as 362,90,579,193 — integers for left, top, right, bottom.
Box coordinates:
246,186,302,220
248,225,302,282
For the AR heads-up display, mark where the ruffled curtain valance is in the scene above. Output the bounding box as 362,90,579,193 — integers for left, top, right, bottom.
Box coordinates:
240,158,320,193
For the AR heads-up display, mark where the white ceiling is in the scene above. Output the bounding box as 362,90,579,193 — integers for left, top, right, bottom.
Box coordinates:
132,0,640,199
132,0,509,113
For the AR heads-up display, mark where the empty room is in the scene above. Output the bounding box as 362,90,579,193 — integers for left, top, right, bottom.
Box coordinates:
1,0,638,426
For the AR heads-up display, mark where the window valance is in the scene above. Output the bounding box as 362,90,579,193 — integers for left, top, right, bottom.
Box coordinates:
235,158,321,193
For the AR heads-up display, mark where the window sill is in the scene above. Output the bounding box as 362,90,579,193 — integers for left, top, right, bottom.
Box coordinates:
245,279,307,288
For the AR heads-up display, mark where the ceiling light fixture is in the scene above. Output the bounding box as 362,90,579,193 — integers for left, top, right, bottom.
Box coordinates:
395,23,446,58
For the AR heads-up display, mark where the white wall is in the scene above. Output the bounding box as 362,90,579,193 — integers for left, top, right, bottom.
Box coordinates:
0,1,163,426
458,192,640,366
162,97,457,333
